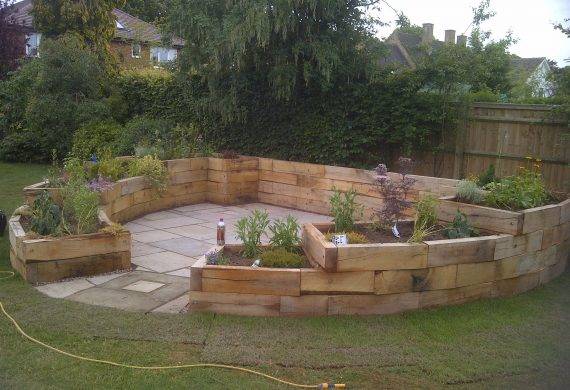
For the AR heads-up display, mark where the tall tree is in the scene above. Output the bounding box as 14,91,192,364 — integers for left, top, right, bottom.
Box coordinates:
164,0,386,120
0,0,26,79
32,0,125,62
122,0,165,23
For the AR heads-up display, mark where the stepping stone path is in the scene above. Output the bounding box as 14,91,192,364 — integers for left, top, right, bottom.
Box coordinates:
34,203,331,314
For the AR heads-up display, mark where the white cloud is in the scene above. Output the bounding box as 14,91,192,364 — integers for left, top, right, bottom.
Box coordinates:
371,0,570,66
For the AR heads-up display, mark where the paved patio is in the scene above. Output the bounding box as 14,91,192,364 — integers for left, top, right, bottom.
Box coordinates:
34,203,331,313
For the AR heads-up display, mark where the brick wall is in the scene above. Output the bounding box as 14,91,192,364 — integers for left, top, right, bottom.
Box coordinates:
111,41,152,70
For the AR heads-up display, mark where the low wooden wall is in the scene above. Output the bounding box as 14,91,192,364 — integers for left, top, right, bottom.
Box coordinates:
9,211,131,284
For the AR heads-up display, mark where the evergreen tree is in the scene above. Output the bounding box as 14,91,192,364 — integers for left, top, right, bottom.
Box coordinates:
123,0,165,23
164,0,386,120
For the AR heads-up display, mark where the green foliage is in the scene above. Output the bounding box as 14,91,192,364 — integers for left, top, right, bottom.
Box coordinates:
63,156,88,185
456,179,484,204
0,0,27,80
91,154,129,182
268,215,301,253
414,195,438,230
122,0,165,22
408,220,437,244
260,248,304,268
72,121,124,160
329,188,363,233
234,210,270,258
128,155,168,192
477,164,498,187
445,210,478,239
32,0,125,65
484,168,550,210
30,191,62,236
164,0,385,120
61,182,100,235
0,34,110,162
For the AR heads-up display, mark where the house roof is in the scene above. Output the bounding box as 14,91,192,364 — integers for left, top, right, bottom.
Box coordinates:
383,30,444,69
510,56,546,74
6,0,183,47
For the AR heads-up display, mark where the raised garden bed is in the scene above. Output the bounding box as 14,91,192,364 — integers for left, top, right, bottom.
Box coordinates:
8,209,131,284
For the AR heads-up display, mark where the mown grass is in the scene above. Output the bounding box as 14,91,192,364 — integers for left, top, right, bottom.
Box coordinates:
0,162,569,389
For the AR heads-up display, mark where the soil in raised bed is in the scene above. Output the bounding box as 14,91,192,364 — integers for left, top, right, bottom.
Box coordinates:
354,221,449,244
222,248,313,268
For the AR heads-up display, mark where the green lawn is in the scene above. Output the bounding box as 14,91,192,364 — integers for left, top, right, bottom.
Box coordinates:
0,162,569,389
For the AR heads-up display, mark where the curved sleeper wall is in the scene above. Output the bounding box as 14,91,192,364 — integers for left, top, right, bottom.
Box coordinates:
11,157,569,315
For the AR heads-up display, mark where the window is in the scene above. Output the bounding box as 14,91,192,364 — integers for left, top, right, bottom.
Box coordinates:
26,33,41,57
116,20,125,29
150,47,178,63
131,43,141,58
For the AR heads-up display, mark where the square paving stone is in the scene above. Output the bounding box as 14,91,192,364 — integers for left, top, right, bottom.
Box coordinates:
87,272,128,285
174,203,226,213
67,288,165,312
152,294,189,314
132,230,181,243
124,222,155,233
165,225,217,241
151,237,214,257
123,280,165,293
166,267,191,278
131,251,197,273
142,210,183,221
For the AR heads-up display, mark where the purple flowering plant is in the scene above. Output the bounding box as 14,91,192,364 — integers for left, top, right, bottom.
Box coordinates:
374,157,416,230
87,175,115,192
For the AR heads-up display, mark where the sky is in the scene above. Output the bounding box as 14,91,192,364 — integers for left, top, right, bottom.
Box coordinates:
371,0,570,66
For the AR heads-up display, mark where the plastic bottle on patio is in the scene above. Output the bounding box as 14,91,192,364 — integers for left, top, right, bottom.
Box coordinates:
216,218,225,246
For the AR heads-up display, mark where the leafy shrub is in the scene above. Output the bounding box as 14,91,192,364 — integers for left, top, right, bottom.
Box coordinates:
268,215,301,252
99,222,127,236
128,155,168,192
476,164,498,187
234,209,270,258
445,211,478,239
484,168,549,210
329,188,363,233
91,153,129,182
325,231,369,244
61,183,100,235
219,150,239,159
72,120,123,160
205,249,230,265
63,156,88,185
30,191,62,236
414,195,438,229
0,34,110,162
456,179,484,204
260,248,304,268
87,176,115,192
116,115,174,156
374,157,416,228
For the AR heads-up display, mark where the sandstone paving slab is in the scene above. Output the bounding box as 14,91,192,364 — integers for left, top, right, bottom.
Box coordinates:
123,280,165,293
136,216,206,229
132,251,197,273
67,288,165,312
131,242,166,257
132,230,181,243
152,294,189,314
142,210,183,221
151,237,213,257
174,203,229,213
165,225,217,241
124,222,155,233
35,279,94,298
87,272,128,285
166,267,192,278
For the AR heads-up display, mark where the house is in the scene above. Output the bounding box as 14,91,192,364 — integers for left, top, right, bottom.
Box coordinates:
5,0,183,69
509,56,553,97
383,23,552,97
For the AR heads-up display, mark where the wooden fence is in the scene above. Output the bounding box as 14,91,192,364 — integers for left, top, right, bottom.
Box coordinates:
411,103,569,193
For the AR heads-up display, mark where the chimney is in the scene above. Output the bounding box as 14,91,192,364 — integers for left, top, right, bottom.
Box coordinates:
456,34,467,46
422,23,434,44
444,30,456,44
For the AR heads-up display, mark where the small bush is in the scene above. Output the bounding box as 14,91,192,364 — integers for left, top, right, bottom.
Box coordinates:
477,164,498,187
268,215,301,252
484,168,549,210
234,209,270,258
374,158,416,228
72,120,123,160
128,155,168,192
445,210,478,239
116,116,175,156
329,188,363,233
61,183,100,235
261,248,304,268
92,153,129,182
414,195,438,229
205,249,229,265
456,179,484,204
30,191,62,236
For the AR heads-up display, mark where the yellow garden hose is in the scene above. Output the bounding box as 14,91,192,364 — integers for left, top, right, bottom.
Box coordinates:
0,270,345,389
